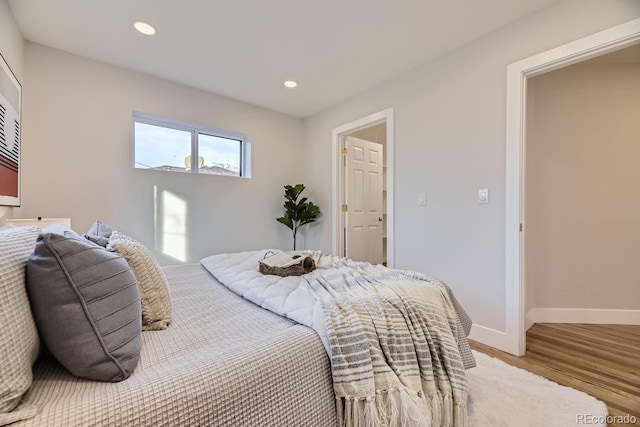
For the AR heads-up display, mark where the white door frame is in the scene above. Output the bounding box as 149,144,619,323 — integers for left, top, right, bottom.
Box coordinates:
332,108,395,267
505,18,640,356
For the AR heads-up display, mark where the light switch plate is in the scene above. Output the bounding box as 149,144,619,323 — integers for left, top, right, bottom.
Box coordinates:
418,192,426,206
478,188,489,204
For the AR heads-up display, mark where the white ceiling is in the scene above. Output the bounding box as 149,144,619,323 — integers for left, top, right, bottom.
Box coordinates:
8,0,561,117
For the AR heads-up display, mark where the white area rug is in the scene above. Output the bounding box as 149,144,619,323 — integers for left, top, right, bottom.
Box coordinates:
468,351,608,427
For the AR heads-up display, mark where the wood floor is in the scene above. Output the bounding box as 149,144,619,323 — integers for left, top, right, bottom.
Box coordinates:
470,323,640,427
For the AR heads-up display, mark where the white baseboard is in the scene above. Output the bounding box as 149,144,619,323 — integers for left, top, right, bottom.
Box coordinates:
469,309,640,356
525,312,536,331
526,308,640,325
468,324,512,352
469,310,639,358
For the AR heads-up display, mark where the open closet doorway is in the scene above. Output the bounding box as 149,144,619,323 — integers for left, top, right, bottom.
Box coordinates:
332,108,394,267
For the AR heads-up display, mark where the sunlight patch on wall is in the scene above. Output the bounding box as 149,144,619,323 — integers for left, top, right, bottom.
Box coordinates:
154,186,187,262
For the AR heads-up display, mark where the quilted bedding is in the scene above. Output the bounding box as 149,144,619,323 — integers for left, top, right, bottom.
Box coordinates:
200,250,474,367
201,250,476,427
13,264,336,427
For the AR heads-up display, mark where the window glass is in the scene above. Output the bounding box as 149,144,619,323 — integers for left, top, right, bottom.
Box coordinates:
198,133,241,176
133,112,250,177
134,122,191,172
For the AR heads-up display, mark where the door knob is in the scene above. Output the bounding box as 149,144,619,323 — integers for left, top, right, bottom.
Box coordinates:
378,217,383,222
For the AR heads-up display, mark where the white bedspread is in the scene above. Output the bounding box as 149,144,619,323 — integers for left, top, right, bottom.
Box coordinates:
201,250,474,427
201,250,332,352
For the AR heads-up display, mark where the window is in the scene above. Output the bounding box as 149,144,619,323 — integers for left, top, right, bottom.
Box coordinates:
133,111,251,177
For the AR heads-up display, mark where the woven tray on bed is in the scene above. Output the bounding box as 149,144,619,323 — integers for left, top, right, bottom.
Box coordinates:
258,255,316,277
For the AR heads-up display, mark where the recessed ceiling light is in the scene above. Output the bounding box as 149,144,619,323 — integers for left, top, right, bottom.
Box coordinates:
134,21,156,36
284,80,298,88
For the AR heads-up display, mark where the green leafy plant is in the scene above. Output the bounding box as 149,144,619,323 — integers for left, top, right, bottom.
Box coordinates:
276,184,321,250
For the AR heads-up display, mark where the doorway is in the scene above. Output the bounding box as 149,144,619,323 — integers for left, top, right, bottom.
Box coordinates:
505,18,640,356
524,45,640,331
343,132,385,264
332,108,394,267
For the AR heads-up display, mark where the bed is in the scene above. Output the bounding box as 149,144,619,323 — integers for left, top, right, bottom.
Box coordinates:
12,263,337,426
1,224,474,427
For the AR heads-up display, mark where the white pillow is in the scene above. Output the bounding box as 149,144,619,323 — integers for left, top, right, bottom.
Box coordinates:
0,226,41,425
107,231,172,331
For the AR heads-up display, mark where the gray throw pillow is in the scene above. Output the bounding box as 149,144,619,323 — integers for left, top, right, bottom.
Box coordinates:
107,231,172,331
26,233,142,382
0,226,41,425
84,220,113,247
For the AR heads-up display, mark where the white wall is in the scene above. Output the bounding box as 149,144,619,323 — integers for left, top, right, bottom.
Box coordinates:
302,0,640,337
0,0,24,219
16,43,305,263
0,0,23,81
525,61,640,312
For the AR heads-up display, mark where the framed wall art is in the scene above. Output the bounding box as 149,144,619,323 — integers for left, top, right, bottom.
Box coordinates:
0,52,21,206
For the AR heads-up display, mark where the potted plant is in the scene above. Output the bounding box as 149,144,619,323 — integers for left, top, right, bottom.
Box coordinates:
276,184,321,250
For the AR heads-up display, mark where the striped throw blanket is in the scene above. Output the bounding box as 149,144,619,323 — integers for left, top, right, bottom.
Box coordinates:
304,256,468,427
201,251,472,427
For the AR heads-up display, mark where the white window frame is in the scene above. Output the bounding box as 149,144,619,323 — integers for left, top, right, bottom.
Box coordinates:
132,111,251,178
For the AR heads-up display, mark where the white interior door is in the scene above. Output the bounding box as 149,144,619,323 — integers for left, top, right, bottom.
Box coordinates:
345,136,384,264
